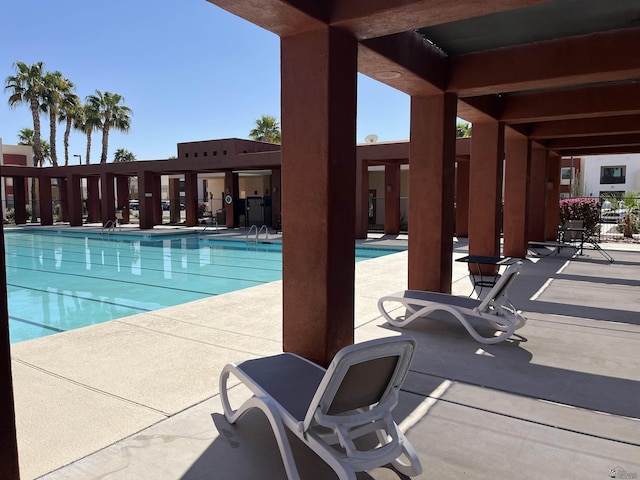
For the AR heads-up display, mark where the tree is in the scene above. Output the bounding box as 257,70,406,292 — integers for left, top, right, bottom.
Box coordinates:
113,148,136,162
57,85,80,166
41,71,74,166
85,90,132,163
5,61,47,170
17,127,34,146
249,115,281,144
456,122,472,138
16,127,51,222
73,102,102,164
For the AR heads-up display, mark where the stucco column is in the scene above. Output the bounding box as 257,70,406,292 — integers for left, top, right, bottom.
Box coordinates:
408,93,457,293
281,26,357,366
469,121,504,258
116,176,130,224
455,160,470,237
527,146,548,242
12,177,27,224
184,173,198,227
224,171,239,228
0,222,20,480
168,178,181,223
355,159,369,239
86,176,100,223
504,133,532,258
100,172,116,226
271,168,281,230
66,174,83,226
137,170,154,229
152,175,162,225
38,176,53,225
545,153,561,240
384,163,401,235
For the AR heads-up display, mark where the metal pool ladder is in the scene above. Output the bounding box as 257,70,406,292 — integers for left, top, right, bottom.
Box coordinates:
246,225,269,243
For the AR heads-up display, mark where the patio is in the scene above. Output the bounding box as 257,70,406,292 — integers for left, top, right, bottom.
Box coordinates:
11,235,640,479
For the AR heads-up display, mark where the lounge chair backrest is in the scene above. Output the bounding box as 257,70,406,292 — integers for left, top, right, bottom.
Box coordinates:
477,261,521,313
302,336,415,432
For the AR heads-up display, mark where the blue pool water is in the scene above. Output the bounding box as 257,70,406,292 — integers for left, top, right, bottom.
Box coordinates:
4,230,403,343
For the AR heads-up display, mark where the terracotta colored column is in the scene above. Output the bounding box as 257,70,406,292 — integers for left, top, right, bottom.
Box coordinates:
138,170,155,229
455,160,470,237
408,94,457,293
527,146,547,242
469,121,504,258
281,27,357,366
355,159,369,239
184,172,198,227
503,133,532,258
545,153,561,240
58,177,68,222
271,168,281,230
224,171,239,228
0,222,20,480
384,163,400,235
66,174,83,226
12,177,27,224
100,172,116,226
168,178,181,223
38,176,53,225
116,176,130,224
86,176,100,223
152,175,162,225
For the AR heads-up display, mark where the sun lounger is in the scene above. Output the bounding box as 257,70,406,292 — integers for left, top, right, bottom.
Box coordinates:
378,262,526,344
219,336,423,479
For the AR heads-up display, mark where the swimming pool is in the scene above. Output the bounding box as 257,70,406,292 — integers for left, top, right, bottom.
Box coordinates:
4,230,403,343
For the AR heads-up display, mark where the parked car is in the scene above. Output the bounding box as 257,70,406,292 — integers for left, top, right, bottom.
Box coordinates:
129,200,139,211
600,209,627,223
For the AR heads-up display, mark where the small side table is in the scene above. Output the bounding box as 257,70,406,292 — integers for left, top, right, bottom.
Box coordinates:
456,255,519,297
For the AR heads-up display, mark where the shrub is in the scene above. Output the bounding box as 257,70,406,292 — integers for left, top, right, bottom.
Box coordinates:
559,198,600,235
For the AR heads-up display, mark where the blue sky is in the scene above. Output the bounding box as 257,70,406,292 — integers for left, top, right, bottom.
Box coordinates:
1,0,412,164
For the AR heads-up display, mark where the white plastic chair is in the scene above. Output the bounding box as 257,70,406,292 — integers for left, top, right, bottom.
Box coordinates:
219,335,423,480
378,262,526,344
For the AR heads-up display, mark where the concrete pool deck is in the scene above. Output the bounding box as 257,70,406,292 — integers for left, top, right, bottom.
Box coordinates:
8,227,640,479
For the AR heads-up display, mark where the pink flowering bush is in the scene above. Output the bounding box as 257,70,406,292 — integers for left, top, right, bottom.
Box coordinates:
559,198,600,235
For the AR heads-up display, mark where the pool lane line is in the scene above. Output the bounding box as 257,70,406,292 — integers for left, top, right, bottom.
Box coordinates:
8,264,268,296
6,250,283,275
10,315,66,333
7,284,154,313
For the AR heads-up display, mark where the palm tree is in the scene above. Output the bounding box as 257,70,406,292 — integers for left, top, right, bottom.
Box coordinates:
73,102,101,164
16,127,51,222
85,90,132,163
113,148,136,162
41,70,70,166
249,115,281,144
5,61,47,169
17,127,34,146
56,81,80,166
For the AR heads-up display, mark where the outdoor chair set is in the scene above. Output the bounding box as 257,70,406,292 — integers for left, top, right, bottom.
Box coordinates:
218,261,527,478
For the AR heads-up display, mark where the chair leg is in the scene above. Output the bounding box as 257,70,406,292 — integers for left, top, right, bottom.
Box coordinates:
219,366,303,480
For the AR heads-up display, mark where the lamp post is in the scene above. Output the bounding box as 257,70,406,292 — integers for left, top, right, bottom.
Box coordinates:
73,154,82,164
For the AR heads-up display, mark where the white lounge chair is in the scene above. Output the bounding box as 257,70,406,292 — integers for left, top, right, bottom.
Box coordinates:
219,336,423,480
378,262,526,344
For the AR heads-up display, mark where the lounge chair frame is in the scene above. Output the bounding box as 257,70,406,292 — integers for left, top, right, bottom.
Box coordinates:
378,262,526,344
219,336,423,479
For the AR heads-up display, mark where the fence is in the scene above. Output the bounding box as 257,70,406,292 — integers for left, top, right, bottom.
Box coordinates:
562,196,640,242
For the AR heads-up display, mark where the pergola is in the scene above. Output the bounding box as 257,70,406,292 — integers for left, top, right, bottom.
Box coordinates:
2,0,640,476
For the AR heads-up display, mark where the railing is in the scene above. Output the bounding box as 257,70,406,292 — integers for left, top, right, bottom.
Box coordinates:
258,224,269,242
101,219,119,235
199,218,218,235
246,224,258,242
246,224,270,243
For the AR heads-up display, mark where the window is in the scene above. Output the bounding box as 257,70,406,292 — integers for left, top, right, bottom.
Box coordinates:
560,167,573,185
600,166,625,184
